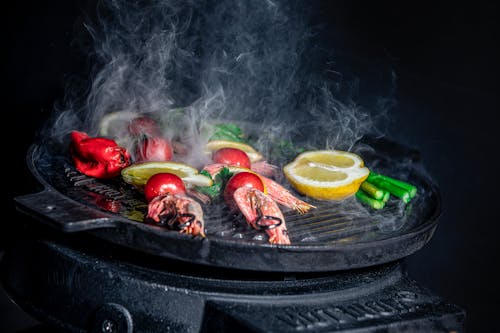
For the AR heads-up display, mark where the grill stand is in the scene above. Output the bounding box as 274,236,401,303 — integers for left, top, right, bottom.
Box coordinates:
1,238,464,333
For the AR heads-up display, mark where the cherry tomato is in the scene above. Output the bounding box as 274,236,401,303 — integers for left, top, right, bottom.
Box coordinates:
223,171,264,206
128,116,161,137
144,173,186,202
135,137,173,162
212,148,251,168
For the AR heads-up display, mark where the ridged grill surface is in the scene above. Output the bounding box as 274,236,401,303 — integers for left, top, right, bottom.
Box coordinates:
63,162,412,245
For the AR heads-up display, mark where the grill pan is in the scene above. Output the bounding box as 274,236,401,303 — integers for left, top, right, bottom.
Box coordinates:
14,136,441,272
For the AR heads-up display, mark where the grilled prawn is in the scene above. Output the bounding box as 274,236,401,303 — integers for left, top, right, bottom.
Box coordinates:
202,163,315,214
146,193,206,237
232,187,290,245
259,175,315,214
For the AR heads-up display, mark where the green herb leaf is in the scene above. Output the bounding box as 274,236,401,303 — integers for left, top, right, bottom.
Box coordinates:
209,130,244,142
194,167,234,201
199,169,212,180
216,167,234,186
215,123,243,137
196,183,222,200
208,123,246,143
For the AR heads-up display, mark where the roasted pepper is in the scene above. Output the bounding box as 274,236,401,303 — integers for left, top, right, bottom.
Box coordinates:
70,130,131,179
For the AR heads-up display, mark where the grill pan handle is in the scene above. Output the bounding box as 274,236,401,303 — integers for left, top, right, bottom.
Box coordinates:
14,189,117,232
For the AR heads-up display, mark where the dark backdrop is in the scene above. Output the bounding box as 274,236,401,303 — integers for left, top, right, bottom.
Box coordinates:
1,1,498,332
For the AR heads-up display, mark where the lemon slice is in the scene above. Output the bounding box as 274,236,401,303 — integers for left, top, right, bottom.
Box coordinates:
283,150,369,200
99,111,139,138
205,140,263,162
121,161,213,188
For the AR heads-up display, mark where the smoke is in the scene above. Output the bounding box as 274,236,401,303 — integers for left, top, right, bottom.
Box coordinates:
46,0,393,165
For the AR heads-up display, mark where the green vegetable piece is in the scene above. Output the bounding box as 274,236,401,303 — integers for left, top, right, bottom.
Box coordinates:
209,130,244,142
367,172,417,198
356,190,385,210
195,171,218,199
208,123,246,143
368,178,411,203
195,167,235,201
360,181,385,200
214,123,243,137
382,190,390,202
215,167,234,185
196,183,222,199
199,170,212,179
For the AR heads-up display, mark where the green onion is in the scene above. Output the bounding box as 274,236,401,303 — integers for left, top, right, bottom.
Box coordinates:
355,190,385,210
367,172,417,198
360,181,385,200
367,178,411,203
382,190,390,202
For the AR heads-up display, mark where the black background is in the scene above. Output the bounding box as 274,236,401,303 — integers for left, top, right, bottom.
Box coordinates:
1,1,498,332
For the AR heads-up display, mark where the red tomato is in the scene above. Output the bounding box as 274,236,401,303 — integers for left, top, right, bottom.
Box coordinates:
223,172,264,206
144,173,186,202
212,148,251,168
135,137,173,162
128,116,161,137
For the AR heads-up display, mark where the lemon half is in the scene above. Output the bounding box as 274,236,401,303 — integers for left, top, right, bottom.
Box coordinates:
121,161,213,188
283,150,369,200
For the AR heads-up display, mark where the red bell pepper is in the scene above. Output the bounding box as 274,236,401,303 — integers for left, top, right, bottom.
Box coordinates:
70,130,131,179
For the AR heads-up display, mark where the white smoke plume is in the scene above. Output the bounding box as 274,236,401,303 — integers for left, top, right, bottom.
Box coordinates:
47,0,393,165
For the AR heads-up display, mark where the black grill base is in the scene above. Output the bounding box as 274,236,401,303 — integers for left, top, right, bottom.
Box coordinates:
1,238,464,333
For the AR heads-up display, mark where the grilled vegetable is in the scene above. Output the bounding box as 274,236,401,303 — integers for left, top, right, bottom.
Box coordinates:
135,137,173,162
144,173,186,202
194,167,233,201
121,161,212,189
367,172,417,198
359,181,386,200
70,130,131,179
205,140,263,162
212,147,251,168
367,177,411,203
355,190,385,210
356,172,417,209
208,123,245,142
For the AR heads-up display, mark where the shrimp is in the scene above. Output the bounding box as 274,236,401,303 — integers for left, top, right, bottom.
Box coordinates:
146,193,206,237
250,160,278,178
202,163,315,214
232,187,290,245
260,175,316,214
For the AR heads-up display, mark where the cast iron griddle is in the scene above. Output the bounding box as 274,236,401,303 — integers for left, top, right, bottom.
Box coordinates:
14,136,441,272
